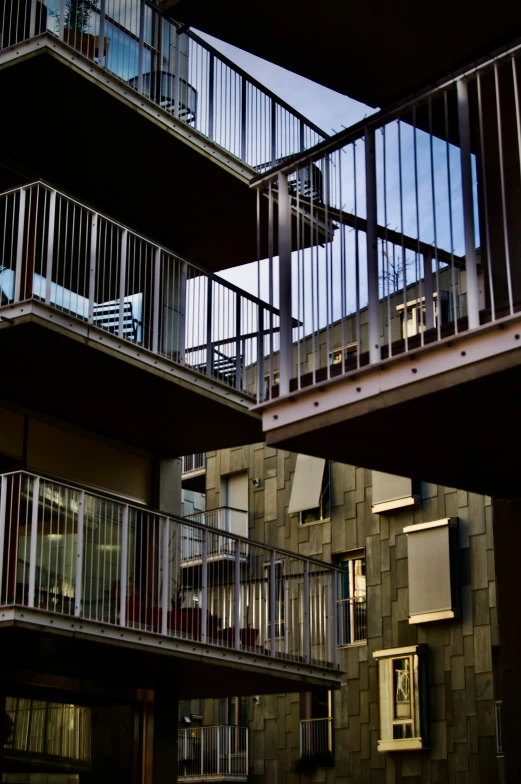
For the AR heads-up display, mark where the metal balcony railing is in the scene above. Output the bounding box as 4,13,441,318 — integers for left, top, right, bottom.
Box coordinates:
182,508,249,562
0,471,340,668
252,40,521,401
299,717,333,757
0,0,326,169
178,726,248,780
182,453,206,474
0,181,280,396
5,696,91,765
337,597,367,646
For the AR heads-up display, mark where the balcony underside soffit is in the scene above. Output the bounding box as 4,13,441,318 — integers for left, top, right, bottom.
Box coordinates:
264,361,521,499
0,318,262,455
163,0,521,107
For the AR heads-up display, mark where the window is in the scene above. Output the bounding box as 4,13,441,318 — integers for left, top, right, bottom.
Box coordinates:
328,342,357,368
396,291,450,339
336,552,367,645
264,370,280,398
405,518,459,624
373,645,427,752
288,455,331,525
299,689,333,760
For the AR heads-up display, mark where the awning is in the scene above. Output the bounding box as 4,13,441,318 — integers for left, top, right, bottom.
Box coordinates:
288,454,326,514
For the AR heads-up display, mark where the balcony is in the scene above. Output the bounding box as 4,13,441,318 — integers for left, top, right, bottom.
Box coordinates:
178,726,248,782
0,0,326,269
4,696,91,773
252,41,521,498
0,181,284,453
337,597,367,647
299,717,333,763
182,508,249,565
0,471,342,695
182,453,207,492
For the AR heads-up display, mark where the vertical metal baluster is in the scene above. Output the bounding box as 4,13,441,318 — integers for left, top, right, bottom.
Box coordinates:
88,213,98,324
456,78,481,327
118,229,127,338
27,477,40,609
476,72,495,321
423,251,434,330
152,247,161,354
269,552,276,657
201,529,207,642
331,569,338,668
0,475,7,605
14,188,26,303
206,279,213,377
271,98,277,166
137,0,145,95
161,517,170,635
120,505,129,627
278,172,293,396
45,189,56,306
303,561,310,664
59,0,65,40
208,52,215,140
365,127,381,364
98,0,106,67
241,77,247,163
174,28,182,120
74,491,84,618
234,539,241,650
235,295,242,390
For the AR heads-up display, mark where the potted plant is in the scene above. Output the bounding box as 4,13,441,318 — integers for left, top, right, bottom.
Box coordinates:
58,0,110,64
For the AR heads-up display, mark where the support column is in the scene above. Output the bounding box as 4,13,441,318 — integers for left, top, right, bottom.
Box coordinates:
152,681,179,784
492,498,521,782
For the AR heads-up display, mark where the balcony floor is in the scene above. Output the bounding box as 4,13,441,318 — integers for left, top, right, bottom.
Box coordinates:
0,609,342,698
0,303,262,455
260,315,521,498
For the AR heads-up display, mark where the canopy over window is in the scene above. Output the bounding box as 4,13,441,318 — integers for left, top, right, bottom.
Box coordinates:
288,455,326,514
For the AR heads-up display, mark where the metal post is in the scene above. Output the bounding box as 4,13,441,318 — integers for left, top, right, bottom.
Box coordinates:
206,280,214,377
271,97,277,166
423,251,435,330
216,727,220,775
278,172,293,396
152,247,161,354
45,189,56,306
201,529,207,642
14,188,26,304
58,0,65,40
235,296,242,390
74,491,84,617
208,53,215,140
300,120,305,153
120,505,129,627
29,0,37,43
0,475,7,604
331,570,338,669
118,229,128,338
234,539,241,649
161,518,169,635
270,552,276,657
173,29,182,120
303,561,310,664
365,126,381,364
137,0,146,94
241,77,247,163
456,78,480,330
256,307,265,403
98,0,106,67
27,477,40,609
178,260,187,364
88,213,98,325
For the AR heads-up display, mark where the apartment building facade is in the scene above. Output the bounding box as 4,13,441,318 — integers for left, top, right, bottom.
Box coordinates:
181,447,503,784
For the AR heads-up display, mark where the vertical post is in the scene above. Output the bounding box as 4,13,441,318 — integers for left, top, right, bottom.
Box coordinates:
300,120,305,153
120,505,129,627
216,727,220,775
58,0,65,40
14,188,26,304
178,260,187,364
200,529,207,642
45,190,56,306
74,491,84,618
161,518,169,635
137,0,146,94
423,251,435,330
271,98,277,166
88,213,98,325
241,77,247,163
0,475,7,605
98,0,106,67
206,279,214,378
208,53,215,140
29,0,37,43
174,28,182,120
235,296,242,390
256,307,265,403
234,539,241,649
331,570,338,669
365,126,381,364
118,229,128,338
270,552,276,657
303,561,310,664
27,477,40,609
278,172,293,397
152,247,161,354
456,78,480,330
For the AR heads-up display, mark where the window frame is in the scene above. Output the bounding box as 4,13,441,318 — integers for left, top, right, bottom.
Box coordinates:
335,550,367,647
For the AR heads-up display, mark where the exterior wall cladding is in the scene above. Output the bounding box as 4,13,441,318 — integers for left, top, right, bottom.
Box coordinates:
197,445,503,784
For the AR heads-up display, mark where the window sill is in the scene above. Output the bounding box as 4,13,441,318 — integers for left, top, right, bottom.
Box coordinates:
298,518,331,528
338,640,368,649
377,738,427,752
